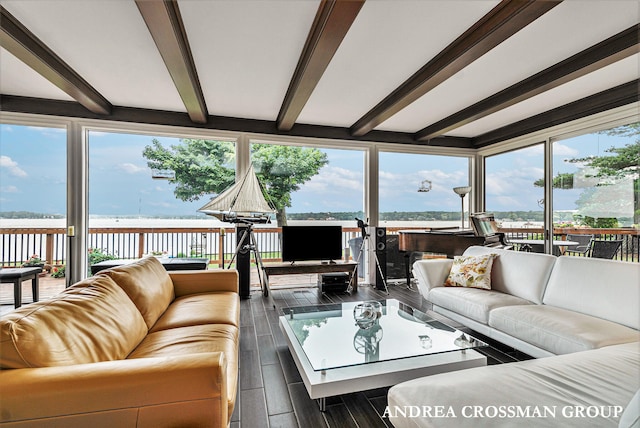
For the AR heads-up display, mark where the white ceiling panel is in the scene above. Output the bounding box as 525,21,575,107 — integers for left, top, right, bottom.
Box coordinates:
180,0,320,121
0,48,73,101
297,0,500,128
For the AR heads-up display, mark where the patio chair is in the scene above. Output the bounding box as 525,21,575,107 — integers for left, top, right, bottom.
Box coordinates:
590,239,623,259
564,234,594,256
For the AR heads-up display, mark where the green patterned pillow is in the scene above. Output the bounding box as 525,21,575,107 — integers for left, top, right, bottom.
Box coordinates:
444,253,497,289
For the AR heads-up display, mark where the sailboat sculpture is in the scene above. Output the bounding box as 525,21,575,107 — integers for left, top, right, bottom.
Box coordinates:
198,164,275,223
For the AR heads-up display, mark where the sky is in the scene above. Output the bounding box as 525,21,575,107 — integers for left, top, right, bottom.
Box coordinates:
0,123,635,219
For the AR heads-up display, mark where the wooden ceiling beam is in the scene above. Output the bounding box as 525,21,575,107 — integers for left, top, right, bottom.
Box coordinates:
135,0,207,124
0,5,111,115
277,0,365,131
416,24,640,141
472,79,639,147
350,0,562,137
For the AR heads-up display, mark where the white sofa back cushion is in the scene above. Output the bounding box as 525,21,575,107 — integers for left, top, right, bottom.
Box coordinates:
543,256,640,330
463,246,556,304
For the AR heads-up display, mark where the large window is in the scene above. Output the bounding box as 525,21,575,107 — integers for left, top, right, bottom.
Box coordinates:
0,123,66,276
88,131,236,260
249,142,365,226
485,144,545,228
378,152,471,228
552,124,638,228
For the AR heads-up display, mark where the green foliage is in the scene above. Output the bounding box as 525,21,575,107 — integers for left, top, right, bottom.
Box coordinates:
143,139,236,202
533,173,574,189
252,144,328,225
88,248,117,265
573,215,619,228
23,254,45,266
142,139,328,225
51,265,65,278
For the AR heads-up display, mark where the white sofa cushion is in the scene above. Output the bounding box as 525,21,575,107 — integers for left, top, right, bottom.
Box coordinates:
429,287,533,325
619,388,640,428
489,304,640,355
388,342,640,428
463,246,556,304
412,258,454,297
543,256,640,330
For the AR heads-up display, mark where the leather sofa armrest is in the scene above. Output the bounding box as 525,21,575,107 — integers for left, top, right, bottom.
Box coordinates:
412,259,454,298
0,353,228,427
169,269,239,297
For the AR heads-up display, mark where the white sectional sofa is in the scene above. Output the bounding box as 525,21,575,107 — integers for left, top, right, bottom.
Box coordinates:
388,246,640,428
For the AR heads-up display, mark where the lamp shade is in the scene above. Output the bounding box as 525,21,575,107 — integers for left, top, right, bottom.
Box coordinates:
453,186,472,196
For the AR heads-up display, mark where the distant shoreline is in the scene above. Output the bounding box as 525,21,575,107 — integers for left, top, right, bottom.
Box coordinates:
0,217,542,229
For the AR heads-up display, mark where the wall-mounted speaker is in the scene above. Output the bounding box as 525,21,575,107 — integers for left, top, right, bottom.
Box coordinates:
374,227,387,290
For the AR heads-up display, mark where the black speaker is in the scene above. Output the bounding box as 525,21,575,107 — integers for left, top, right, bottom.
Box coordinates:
236,224,251,299
374,227,387,290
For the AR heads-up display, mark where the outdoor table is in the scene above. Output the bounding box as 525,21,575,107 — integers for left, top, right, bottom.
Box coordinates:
0,266,43,308
509,239,579,253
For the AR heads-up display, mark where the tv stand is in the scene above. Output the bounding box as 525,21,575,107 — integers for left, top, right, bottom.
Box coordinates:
262,260,358,297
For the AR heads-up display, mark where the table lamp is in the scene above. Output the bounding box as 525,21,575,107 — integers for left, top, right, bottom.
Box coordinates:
453,186,472,230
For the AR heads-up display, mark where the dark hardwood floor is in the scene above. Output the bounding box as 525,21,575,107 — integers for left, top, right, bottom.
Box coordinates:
233,280,533,428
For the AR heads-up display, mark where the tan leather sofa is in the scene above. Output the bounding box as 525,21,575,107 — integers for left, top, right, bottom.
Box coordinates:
0,256,239,428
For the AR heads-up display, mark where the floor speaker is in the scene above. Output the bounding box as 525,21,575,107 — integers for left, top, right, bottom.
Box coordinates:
374,227,387,290
236,225,251,299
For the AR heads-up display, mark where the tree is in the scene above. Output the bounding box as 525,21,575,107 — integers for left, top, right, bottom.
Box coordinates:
142,139,328,226
533,173,574,189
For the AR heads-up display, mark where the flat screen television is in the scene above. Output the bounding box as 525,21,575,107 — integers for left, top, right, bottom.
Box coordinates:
281,226,343,262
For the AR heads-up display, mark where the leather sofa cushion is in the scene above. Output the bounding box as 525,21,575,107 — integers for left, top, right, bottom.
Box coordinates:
543,256,640,330
489,304,640,355
129,324,239,418
429,287,533,324
149,291,240,333
101,256,175,329
463,246,556,304
0,275,147,368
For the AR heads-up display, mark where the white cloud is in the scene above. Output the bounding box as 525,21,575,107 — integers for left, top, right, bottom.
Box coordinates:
118,163,147,174
0,156,27,177
0,185,19,193
302,166,363,193
553,143,580,157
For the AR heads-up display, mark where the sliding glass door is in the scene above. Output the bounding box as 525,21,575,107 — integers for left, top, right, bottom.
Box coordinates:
0,123,67,294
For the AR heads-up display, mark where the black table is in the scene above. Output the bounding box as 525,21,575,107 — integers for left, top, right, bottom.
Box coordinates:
91,258,210,275
0,266,43,308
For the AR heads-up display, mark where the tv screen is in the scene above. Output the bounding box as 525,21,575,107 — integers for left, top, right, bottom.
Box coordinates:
281,226,343,262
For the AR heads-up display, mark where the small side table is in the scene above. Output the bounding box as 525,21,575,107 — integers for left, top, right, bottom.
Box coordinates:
0,267,43,308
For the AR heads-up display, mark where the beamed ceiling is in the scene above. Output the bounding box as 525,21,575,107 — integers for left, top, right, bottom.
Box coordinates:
1,0,639,148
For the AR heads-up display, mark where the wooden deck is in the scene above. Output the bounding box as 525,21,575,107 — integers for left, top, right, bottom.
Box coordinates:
0,270,532,427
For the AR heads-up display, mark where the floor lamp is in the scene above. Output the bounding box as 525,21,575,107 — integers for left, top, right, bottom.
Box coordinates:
453,186,472,230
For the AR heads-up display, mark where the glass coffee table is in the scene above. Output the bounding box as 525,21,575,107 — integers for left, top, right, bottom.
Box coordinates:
279,299,487,410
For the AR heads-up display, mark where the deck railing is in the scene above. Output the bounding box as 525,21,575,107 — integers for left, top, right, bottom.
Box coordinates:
1,226,638,267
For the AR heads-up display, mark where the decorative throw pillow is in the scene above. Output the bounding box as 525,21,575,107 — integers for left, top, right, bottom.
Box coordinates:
444,253,497,289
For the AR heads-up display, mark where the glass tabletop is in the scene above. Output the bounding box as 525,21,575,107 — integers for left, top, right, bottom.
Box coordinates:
281,299,487,371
